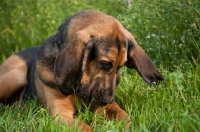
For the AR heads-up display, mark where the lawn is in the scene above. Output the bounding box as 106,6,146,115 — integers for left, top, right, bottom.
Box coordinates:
0,0,199,131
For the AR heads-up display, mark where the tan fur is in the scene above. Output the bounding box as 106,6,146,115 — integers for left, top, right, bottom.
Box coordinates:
34,70,47,106
0,10,164,132
0,55,27,102
35,13,132,130
36,64,56,86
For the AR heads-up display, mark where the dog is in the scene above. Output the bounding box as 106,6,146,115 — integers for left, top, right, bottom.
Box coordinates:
0,10,164,131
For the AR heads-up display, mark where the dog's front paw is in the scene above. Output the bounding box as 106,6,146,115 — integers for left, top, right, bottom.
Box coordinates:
78,121,92,132
116,110,132,130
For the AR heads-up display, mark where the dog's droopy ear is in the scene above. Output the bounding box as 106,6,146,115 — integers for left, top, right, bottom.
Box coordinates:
54,32,93,95
125,32,164,85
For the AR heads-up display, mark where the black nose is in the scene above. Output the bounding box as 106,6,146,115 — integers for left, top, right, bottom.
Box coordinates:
101,99,111,106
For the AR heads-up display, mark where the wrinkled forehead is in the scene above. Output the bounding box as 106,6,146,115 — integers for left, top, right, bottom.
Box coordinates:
96,40,127,66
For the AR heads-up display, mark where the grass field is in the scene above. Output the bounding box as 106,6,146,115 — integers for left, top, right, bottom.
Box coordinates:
0,0,200,131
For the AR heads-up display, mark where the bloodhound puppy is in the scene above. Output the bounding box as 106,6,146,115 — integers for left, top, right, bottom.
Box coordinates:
0,10,164,131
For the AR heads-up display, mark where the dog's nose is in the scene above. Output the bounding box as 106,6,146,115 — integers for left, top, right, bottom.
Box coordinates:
100,89,113,106
101,99,111,106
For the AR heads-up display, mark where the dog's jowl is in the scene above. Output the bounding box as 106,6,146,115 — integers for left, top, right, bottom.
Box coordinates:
0,10,164,132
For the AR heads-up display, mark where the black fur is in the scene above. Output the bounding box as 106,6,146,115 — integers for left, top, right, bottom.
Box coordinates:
16,47,40,102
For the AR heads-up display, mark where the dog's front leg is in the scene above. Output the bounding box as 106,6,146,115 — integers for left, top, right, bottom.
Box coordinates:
43,87,92,132
97,102,132,130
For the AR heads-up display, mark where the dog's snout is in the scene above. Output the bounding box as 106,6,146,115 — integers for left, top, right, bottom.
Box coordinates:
100,88,113,96
100,89,106,95
100,89,113,106
101,99,111,106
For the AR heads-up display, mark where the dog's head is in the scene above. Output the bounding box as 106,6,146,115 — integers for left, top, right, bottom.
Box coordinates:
54,10,164,106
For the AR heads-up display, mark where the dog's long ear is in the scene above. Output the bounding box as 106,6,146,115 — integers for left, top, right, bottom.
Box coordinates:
125,30,164,85
54,32,93,95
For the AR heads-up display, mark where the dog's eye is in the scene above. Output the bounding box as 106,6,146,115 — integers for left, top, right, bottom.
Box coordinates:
98,60,113,71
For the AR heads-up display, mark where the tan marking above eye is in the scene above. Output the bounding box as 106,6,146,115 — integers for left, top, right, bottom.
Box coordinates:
119,60,126,67
98,47,118,60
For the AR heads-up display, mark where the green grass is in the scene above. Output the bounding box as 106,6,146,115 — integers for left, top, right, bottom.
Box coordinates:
0,0,200,131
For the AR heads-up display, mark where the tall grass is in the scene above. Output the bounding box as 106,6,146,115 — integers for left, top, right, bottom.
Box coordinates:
0,0,199,131
119,0,200,68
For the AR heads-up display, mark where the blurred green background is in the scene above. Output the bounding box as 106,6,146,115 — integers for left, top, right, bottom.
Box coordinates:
0,0,200,131
0,0,125,60
0,0,199,68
